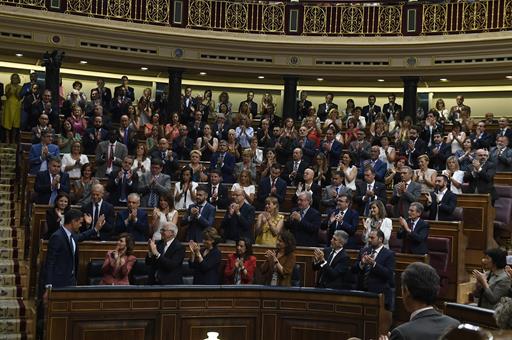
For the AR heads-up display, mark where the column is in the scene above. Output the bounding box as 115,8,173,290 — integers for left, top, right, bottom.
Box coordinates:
43,50,64,132
401,76,419,123
168,68,184,115
282,75,298,120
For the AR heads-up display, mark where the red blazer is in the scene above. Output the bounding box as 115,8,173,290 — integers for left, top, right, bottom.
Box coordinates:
223,253,257,284
100,251,136,285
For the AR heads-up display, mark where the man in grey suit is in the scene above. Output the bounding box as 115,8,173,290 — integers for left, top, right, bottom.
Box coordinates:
321,171,351,209
489,136,512,172
95,129,128,178
386,262,460,340
390,166,421,218
137,158,172,208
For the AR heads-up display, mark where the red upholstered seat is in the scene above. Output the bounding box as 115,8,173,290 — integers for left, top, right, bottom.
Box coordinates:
427,236,451,297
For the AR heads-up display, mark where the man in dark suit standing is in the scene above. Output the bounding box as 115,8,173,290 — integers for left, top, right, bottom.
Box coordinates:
43,209,104,298
206,170,229,210
312,230,352,290
355,167,387,216
210,140,236,183
81,184,115,241
106,156,138,206
149,138,179,178
220,188,255,243
296,126,318,164
317,93,338,121
212,113,230,141
181,87,196,124
83,116,109,155
353,230,395,311
397,202,429,254
424,175,457,221
173,125,194,160
401,126,427,169
382,94,401,123
282,148,308,186
256,164,287,210
146,222,185,285
188,110,206,141
429,132,451,171
113,75,135,102
387,263,460,339
118,115,138,154
91,78,112,112
137,159,172,208
358,146,387,182
238,91,258,117
182,187,216,242
286,192,321,247
463,148,497,204
34,157,70,205
362,94,381,125
470,121,493,150
489,136,512,172
420,112,443,148
496,117,512,146
95,130,128,178
296,91,312,121
322,194,359,249
390,166,421,218
115,193,149,242
320,127,343,167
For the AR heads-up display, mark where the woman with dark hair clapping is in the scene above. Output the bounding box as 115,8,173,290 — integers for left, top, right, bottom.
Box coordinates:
44,193,71,239
189,227,222,285
259,230,296,287
100,233,136,285
224,237,257,284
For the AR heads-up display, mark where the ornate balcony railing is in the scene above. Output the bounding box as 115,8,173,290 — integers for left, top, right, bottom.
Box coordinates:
0,0,511,36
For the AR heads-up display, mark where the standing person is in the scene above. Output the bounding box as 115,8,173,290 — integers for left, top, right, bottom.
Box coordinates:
442,156,465,195
174,167,198,210
259,230,297,287
220,188,255,243
150,195,178,241
100,233,136,285
383,263,460,340
286,192,321,247
146,222,185,285
2,73,22,143
390,166,421,218
182,187,216,242
115,193,149,242
362,200,392,248
255,197,284,247
44,193,71,240
424,175,458,221
137,158,172,208
463,148,497,205
81,184,115,241
312,230,352,290
397,202,429,255
188,227,222,285
223,237,257,284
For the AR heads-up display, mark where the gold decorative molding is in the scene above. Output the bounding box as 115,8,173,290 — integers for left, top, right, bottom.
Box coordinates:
422,3,447,34
378,5,402,35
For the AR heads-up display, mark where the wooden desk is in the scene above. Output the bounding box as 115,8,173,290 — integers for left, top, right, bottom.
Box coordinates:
495,172,512,186
444,302,497,330
45,286,387,340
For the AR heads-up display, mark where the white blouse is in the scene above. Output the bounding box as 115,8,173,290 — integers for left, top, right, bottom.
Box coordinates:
174,181,198,210
442,169,464,195
151,209,178,241
231,183,255,204
61,153,89,179
131,157,151,178
362,217,392,248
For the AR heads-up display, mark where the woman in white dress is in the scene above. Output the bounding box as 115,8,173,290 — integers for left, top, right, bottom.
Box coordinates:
446,121,466,154
131,144,151,178
150,195,179,241
61,141,89,179
362,200,392,248
174,167,198,210
338,152,357,191
231,169,255,205
442,156,464,195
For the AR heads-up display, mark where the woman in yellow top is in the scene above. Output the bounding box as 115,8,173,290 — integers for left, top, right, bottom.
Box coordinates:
255,196,284,246
2,73,22,143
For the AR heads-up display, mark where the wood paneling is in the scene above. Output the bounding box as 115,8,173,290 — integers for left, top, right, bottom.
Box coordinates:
444,302,497,330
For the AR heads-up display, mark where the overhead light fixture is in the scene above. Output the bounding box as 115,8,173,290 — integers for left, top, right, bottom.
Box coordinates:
15,53,23,57
506,76,512,79
79,60,88,64
440,78,448,82
199,72,207,76
377,79,385,82
140,67,148,71
257,75,265,79
317,78,324,81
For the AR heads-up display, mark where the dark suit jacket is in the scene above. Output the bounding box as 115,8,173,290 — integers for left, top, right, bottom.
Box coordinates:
239,101,258,117
83,127,109,155
489,147,512,172
401,138,428,169
463,161,497,203
429,142,451,171
182,202,216,242
212,123,230,141
323,208,360,248
106,169,139,206
317,103,338,121
390,181,422,218
294,137,318,164
91,87,112,110
286,207,321,247
313,247,352,290
188,121,206,141
358,159,387,182
390,308,460,340
256,176,287,209
210,152,236,183
118,126,138,154
470,131,492,150
44,208,68,240
115,209,149,242
397,218,429,254
362,104,382,124
28,143,60,175
382,103,402,121
80,200,115,240
353,246,395,310
172,136,194,160
95,141,128,178
44,226,99,287
145,239,185,285
354,181,387,215
420,124,443,147
282,159,309,186
320,139,343,167
149,149,179,179
190,246,222,285
34,170,70,204
297,99,312,120
425,190,458,221
292,182,322,211
114,85,135,102
206,183,229,209
220,203,255,242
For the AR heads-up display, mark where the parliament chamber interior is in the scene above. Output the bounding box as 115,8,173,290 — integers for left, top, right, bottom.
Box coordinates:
1,0,512,339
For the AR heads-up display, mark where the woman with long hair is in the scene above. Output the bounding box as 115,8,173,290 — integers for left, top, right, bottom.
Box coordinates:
61,140,89,179
231,169,255,205
442,156,465,195
260,148,277,179
384,156,406,189
132,144,151,178
323,108,343,132
58,120,80,153
189,227,223,285
67,105,88,137
100,233,137,285
340,117,359,145
71,163,99,205
338,152,357,191
282,118,298,139
434,98,449,122
446,121,466,154
362,200,392,248
259,230,297,287
144,113,163,138
164,112,181,142
127,105,141,131
202,89,215,122
378,135,396,169
195,124,218,161
311,153,331,187
223,237,257,284
255,197,284,247
44,193,71,239
174,166,198,210
150,194,179,241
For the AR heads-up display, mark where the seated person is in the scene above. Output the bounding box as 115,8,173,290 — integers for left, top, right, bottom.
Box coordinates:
397,202,429,255
312,230,352,290
256,163,287,210
44,193,70,240
29,130,60,175
149,195,178,241
472,248,511,310
115,193,149,242
81,184,115,241
322,194,359,248
34,157,70,205
100,233,137,285
206,169,230,210
220,188,255,243
285,192,321,247
146,222,185,285
106,156,138,207
137,158,172,208
259,230,296,287
255,197,285,247
424,174,458,221
188,227,222,285
223,237,257,285
182,186,216,242
494,297,512,329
